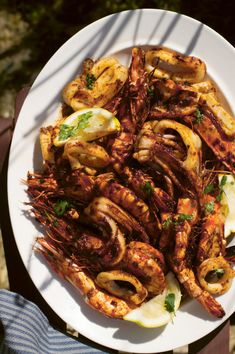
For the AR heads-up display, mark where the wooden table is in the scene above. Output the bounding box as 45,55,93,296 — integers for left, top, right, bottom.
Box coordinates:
0,88,232,354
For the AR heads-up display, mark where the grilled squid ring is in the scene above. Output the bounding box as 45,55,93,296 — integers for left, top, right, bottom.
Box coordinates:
39,127,55,164
64,139,110,170
84,199,126,266
191,81,216,94
145,47,206,83
96,270,148,305
85,197,149,243
153,120,202,174
197,256,235,295
200,92,235,138
134,120,202,196
63,57,128,111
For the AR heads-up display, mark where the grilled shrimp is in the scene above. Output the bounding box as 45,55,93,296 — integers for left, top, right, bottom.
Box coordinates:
35,238,131,318
110,47,149,172
128,241,167,274
171,197,199,268
197,194,226,264
122,241,166,296
123,166,175,213
27,169,95,203
177,268,225,318
169,198,225,318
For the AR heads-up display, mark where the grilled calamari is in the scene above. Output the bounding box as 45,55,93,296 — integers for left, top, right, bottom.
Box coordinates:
26,46,235,321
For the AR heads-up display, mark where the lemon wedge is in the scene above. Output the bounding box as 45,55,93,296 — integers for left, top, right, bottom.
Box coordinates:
219,174,235,238
123,272,181,328
53,107,120,147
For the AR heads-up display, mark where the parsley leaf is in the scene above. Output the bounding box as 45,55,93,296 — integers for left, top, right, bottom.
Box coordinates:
216,191,223,202
58,124,75,141
178,213,193,221
220,175,227,187
53,219,59,227
162,217,173,229
216,175,228,202
206,268,225,282
77,111,92,129
164,293,175,313
194,108,203,124
205,201,215,214
53,200,70,216
214,268,225,279
86,73,96,90
148,87,155,97
58,112,93,141
163,214,192,228
142,181,154,197
203,184,215,194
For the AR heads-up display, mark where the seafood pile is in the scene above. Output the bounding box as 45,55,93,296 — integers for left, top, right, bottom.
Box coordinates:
26,46,235,323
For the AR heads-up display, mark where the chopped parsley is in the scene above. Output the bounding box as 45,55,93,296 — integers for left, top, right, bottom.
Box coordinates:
77,112,92,129
163,214,192,228
205,201,215,214
216,191,223,202
203,183,215,194
58,124,75,141
147,87,155,97
58,111,93,141
162,217,173,229
178,213,193,221
206,268,225,282
53,219,59,227
216,175,228,202
220,175,228,187
86,73,96,90
164,293,175,313
53,199,70,216
194,108,204,124
213,268,225,279
142,181,154,197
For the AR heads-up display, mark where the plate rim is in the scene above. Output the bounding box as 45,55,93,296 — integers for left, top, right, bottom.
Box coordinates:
7,8,235,353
